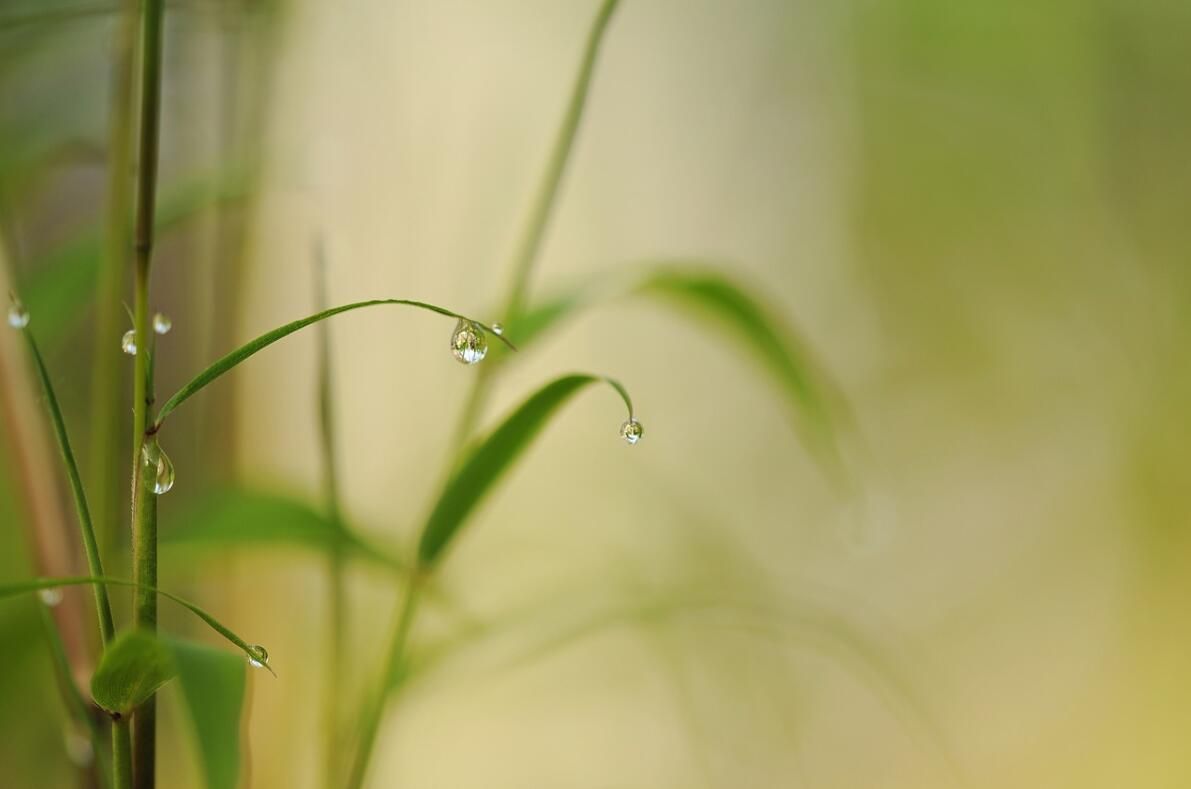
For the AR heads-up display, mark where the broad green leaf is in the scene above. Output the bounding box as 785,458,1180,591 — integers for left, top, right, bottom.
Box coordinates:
21,171,250,344
0,576,272,673
154,300,515,428
513,265,848,478
162,487,402,570
167,637,246,789
90,630,175,714
417,374,634,566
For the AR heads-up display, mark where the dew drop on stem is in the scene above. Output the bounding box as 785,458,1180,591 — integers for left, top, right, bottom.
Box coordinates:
7,303,29,329
38,587,63,607
491,322,504,336
620,418,644,445
141,440,175,495
450,318,488,365
121,330,137,356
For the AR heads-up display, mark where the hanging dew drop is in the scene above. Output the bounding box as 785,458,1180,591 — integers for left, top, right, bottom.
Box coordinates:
121,330,137,355
7,303,29,329
247,644,269,669
491,322,504,336
38,587,63,607
619,418,644,445
450,318,488,365
152,312,172,335
141,441,175,494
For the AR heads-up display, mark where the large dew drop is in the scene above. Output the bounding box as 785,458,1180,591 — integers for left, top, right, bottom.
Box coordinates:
247,644,269,669
619,418,644,445
141,441,175,495
121,330,137,356
7,303,29,329
450,318,488,365
152,313,172,335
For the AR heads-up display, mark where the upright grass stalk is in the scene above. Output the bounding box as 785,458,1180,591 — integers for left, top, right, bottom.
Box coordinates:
314,244,347,789
90,0,138,564
452,0,622,449
129,0,165,785
345,4,623,786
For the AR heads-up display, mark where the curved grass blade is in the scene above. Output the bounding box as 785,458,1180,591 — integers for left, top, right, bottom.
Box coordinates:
20,329,116,643
90,630,175,715
418,373,634,567
154,299,515,428
165,637,246,789
161,487,403,571
513,264,848,478
0,577,274,675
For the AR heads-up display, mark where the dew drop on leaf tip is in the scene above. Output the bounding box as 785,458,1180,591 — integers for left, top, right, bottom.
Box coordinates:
247,644,269,669
451,318,488,365
620,418,644,445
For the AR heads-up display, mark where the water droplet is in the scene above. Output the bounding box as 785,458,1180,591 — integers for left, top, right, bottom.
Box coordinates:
121,330,137,356
7,303,30,329
140,441,175,494
491,322,504,336
450,318,488,365
38,587,63,607
620,418,644,445
64,729,94,767
152,313,172,335
247,644,269,669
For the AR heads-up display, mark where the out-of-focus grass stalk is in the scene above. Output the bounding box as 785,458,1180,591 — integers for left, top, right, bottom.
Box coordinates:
452,0,621,449
90,0,138,565
314,243,347,789
129,0,166,785
345,4,623,787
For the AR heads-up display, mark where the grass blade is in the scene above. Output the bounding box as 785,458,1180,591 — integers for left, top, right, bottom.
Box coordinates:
160,487,403,571
0,577,273,675
90,630,175,715
19,329,116,643
154,299,514,428
166,637,246,789
417,373,635,566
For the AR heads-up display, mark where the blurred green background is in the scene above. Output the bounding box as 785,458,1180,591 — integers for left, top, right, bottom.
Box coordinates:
2,0,1190,787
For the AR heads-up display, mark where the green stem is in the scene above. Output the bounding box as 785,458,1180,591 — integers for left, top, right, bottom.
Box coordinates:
130,0,165,784
344,576,423,789
452,0,622,448
90,0,138,565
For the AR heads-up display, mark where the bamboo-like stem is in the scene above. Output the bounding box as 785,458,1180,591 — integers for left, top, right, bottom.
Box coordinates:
90,0,138,564
451,0,621,448
129,0,165,785
315,244,347,789
344,576,423,789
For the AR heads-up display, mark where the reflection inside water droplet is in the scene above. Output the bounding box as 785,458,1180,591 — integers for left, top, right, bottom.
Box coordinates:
247,644,269,669
121,330,137,356
152,313,172,335
620,419,644,445
38,588,63,607
7,303,29,329
141,441,175,494
450,318,488,365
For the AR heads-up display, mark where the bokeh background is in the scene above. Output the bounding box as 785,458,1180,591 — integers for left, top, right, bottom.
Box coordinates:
2,0,1190,787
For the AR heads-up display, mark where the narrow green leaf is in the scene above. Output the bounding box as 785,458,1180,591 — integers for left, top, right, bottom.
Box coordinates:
0,577,272,674
417,374,634,566
166,637,246,789
513,265,848,476
161,487,403,571
154,300,515,428
90,630,176,715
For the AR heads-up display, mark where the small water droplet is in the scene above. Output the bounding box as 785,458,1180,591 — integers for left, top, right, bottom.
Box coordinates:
450,318,488,365
620,418,644,445
491,322,504,336
140,441,175,494
121,330,137,356
7,302,29,329
38,587,63,607
247,644,269,669
152,313,172,335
